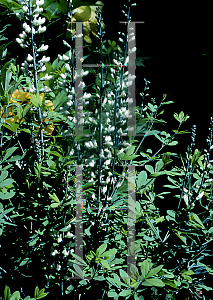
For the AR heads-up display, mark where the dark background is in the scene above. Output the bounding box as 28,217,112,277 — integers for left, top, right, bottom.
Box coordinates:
101,0,212,156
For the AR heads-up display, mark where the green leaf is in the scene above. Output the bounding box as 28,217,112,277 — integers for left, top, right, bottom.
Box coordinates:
140,258,151,278
119,290,132,297
49,151,63,158
9,291,20,300
19,257,31,267
2,147,18,162
0,190,15,199
0,170,8,182
146,265,164,278
108,291,118,297
96,243,107,256
3,285,11,300
145,165,154,174
155,160,164,172
48,192,60,203
0,178,13,188
137,171,147,188
190,213,205,229
102,249,117,258
5,155,22,163
30,93,42,107
168,140,178,146
119,269,130,284
174,231,186,244
100,259,110,269
56,0,68,13
144,278,165,287
50,203,60,208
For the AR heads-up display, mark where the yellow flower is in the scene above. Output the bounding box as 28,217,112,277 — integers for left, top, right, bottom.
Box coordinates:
0,89,31,125
66,1,105,45
0,89,55,136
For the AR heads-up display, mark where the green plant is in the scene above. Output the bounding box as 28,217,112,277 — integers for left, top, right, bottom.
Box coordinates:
0,0,213,299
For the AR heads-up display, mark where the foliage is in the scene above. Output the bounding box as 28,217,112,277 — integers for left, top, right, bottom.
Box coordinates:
0,0,213,300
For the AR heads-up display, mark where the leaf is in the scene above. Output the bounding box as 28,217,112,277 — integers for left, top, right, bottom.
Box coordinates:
145,278,165,287
0,190,15,199
108,291,118,297
96,243,107,256
174,231,186,244
190,213,205,229
163,279,179,289
119,290,132,297
19,257,31,266
137,171,147,188
102,248,117,258
0,178,14,188
145,165,154,174
0,170,8,182
9,291,20,300
3,285,11,300
140,258,151,278
50,203,60,208
48,192,60,202
49,151,63,158
6,155,23,163
2,146,18,162
119,269,130,284
146,265,164,278
100,259,110,269
155,160,164,172
30,93,42,107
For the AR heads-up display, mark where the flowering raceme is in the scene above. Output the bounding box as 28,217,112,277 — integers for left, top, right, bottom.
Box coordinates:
0,89,55,136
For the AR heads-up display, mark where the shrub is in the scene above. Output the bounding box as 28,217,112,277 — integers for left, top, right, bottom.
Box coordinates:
0,0,213,299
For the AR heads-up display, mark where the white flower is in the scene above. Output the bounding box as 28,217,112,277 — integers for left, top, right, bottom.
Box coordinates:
62,54,69,61
99,149,105,159
83,93,91,99
66,232,73,238
19,31,27,38
129,46,136,54
37,25,46,34
39,56,50,63
38,65,46,72
39,86,51,93
184,194,189,206
89,160,95,167
128,74,136,81
33,16,46,26
22,5,28,13
105,159,111,166
52,249,58,256
36,0,44,6
16,38,23,44
58,237,62,243
62,249,69,257
26,54,33,62
102,186,107,194
196,191,204,200
64,63,71,72
34,6,43,13
23,23,31,33
37,44,48,52
63,40,71,48
57,264,61,271
40,74,53,81
60,73,66,79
